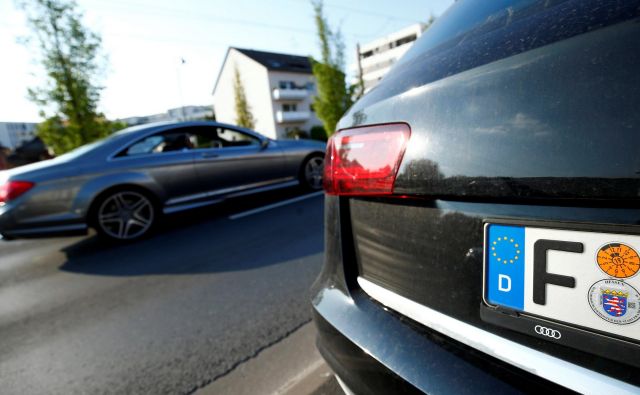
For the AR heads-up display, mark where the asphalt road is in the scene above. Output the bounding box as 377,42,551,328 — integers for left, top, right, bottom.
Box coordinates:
0,188,325,394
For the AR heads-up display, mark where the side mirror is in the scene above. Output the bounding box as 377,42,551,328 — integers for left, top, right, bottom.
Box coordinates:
260,139,270,149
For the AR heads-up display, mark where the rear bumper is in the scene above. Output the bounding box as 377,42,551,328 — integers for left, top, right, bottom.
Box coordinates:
0,204,87,238
1,223,88,238
312,285,574,395
313,308,423,395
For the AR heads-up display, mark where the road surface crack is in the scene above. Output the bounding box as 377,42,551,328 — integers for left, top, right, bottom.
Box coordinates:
186,318,312,394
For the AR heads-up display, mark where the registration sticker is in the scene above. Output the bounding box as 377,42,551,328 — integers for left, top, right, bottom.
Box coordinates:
484,223,640,342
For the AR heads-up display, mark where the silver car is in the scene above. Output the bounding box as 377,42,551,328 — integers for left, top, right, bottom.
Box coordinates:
0,121,326,241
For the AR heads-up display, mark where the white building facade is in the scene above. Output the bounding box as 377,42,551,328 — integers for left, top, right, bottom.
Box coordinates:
212,48,322,140
357,23,427,93
0,122,37,149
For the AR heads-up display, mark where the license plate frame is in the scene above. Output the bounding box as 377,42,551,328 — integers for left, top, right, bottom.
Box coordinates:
481,218,640,368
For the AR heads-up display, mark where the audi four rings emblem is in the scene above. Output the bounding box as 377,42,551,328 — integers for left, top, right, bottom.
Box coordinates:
534,325,561,339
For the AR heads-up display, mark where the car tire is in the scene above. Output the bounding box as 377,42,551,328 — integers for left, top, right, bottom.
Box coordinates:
92,189,158,241
300,154,325,191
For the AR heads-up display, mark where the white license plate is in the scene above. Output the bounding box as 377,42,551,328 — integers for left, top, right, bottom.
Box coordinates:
484,223,640,342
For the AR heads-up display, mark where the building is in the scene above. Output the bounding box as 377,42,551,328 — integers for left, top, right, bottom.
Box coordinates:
166,105,214,122
120,105,214,126
0,122,37,149
356,23,427,93
212,47,322,140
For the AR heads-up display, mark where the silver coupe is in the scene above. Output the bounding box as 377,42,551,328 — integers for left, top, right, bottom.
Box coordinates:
0,121,326,240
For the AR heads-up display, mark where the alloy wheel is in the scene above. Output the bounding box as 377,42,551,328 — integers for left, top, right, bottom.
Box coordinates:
97,191,154,240
304,156,324,190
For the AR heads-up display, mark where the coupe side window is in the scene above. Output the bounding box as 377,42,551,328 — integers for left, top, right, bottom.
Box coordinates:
189,130,223,149
120,132,194,156
189,127,260,149
216,128,260,147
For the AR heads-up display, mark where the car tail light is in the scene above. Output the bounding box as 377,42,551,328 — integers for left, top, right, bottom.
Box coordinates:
0,181,35,204
323,123,411,196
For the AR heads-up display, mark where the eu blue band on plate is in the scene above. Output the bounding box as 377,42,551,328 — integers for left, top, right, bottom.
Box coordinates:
486,224,525,310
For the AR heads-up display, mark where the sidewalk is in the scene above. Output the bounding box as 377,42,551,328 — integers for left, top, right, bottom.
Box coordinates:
196,322,341,395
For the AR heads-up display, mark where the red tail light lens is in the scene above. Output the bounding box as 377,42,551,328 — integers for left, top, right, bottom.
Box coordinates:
323,123,411,196
0,181,35,204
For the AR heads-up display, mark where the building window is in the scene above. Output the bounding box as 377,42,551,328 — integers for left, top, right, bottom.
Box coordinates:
395,34,417,47
279,81,296,89
361,50,374,59
282,103,297,112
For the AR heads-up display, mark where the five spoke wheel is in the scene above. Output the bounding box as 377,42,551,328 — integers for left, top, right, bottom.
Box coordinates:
97,191,155,240
304,156,324,190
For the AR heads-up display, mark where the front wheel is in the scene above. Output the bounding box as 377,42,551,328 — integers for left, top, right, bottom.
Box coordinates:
301,155,325,190
94,190,157,241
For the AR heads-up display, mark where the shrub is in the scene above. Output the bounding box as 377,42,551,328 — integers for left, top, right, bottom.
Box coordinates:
310,125,328,141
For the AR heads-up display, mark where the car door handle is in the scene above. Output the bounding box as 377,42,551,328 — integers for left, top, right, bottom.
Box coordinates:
201,152,219,159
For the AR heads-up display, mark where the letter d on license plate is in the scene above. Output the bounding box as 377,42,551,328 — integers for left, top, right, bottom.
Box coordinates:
483,222,640,343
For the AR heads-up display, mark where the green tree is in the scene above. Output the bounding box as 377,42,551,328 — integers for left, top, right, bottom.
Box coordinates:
233,67,255,129
310,0,354,137
310,125,328,141
19,0,123,154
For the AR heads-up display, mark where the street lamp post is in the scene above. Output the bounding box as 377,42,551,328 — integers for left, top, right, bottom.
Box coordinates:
176,57,187,121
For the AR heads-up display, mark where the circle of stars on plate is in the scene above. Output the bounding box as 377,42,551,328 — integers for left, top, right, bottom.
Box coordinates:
492,236,521,264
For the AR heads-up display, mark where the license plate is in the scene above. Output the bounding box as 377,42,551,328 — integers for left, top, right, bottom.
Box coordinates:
483,222,640,343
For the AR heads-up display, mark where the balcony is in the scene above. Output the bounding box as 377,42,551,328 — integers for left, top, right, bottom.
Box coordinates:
272,88,308,101
276,111,310,123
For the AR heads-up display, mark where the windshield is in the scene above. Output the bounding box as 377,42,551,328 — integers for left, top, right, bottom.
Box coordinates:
54,138,107,161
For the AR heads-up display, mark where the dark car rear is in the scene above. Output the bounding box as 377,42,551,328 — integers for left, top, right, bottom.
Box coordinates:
312,0,640,393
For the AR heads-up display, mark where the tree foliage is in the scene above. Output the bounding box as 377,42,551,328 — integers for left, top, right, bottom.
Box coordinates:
19,0,124,154
310,0,354,137
233,66,255,129
310,125,328,141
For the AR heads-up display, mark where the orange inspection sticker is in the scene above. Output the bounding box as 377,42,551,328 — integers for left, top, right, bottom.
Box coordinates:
596,243,640,279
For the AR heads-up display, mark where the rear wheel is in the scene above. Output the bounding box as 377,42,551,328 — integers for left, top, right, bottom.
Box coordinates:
94,190,157,241
301,155,324,190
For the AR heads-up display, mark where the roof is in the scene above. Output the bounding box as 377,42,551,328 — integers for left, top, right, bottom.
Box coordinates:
233,48,312,73
212,47,314,95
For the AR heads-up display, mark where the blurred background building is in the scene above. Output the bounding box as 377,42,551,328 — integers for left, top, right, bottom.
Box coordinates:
355,23,427,93
212,47,322,140
0,122,37,149
0,122,52,168
120,105,214,126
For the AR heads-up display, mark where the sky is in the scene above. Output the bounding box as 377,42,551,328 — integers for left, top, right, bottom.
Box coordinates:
0,0,453,123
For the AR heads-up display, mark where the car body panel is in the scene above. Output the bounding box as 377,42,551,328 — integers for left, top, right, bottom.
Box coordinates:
312,197,578,395
312,0,640,393
341,17,640,200
107,150,200,200
0,121,325,238
191,143,288,193
348,198,640,386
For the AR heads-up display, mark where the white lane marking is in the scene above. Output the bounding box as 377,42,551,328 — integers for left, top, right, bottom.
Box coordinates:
229,191,324,220
272,357,326,395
